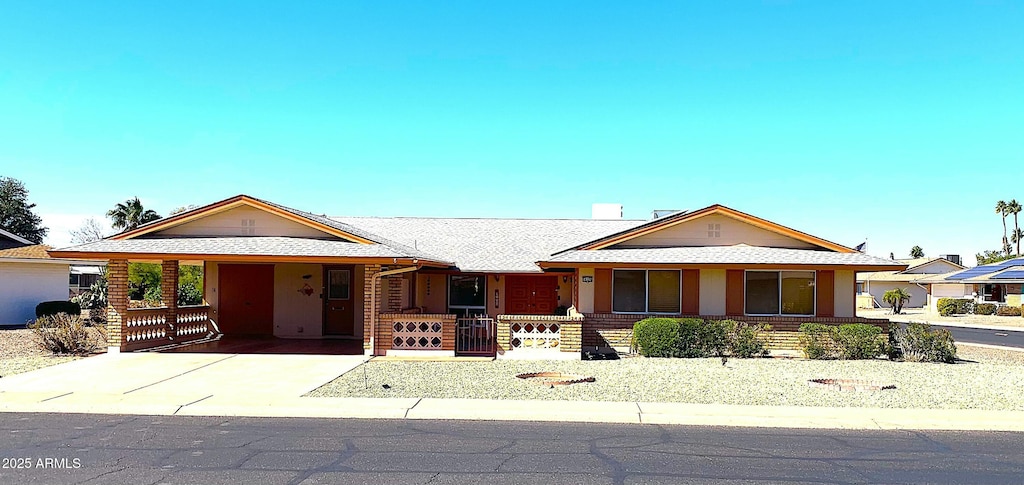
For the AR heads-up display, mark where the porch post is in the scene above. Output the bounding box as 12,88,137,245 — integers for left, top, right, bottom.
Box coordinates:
106,259,129,352
161,260,179,339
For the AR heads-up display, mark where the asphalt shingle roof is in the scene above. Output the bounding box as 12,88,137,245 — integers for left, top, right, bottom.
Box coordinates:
330,217,647,272
0,244,53,260
544,245,906,267
56,237,423,259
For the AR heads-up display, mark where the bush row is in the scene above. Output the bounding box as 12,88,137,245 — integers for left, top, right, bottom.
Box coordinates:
632,317,770,359
797,322,956,363
997,305,1022,316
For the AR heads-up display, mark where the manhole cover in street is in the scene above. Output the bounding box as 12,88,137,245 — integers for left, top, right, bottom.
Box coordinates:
808,379,896,391
516,372,595,386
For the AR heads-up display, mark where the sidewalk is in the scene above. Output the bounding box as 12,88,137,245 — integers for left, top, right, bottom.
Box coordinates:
3,379,1023,432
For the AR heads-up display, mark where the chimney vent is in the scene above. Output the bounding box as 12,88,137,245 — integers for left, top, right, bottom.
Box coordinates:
592,203,623,219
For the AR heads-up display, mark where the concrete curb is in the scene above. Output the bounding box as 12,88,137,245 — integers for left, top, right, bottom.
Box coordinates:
3,394,1024,432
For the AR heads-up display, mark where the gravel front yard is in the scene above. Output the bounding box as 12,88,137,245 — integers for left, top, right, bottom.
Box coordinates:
0,328,94,378
308,346,1024,411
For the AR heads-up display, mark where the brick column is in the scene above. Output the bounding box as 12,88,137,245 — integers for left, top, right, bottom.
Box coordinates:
362,264,382,352
560,320,582,352
495,317,511,355
386,275,403,312
106,259,129,351
161,260,179,338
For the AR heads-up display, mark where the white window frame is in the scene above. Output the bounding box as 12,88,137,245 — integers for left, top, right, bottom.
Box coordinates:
744,270,816,317
611,269,682,315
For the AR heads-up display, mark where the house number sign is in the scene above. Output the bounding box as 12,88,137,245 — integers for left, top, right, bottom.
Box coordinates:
581,276,594,283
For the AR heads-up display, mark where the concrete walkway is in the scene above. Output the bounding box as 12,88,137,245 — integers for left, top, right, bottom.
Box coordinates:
2,353,1024,432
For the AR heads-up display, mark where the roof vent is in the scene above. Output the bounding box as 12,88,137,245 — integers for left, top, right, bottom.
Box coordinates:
592,203,622,220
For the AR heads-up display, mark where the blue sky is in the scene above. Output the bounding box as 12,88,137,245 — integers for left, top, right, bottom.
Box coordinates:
1,1,1021,264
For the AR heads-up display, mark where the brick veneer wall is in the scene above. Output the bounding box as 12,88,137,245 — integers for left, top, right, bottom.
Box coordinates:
361,264,381,351
582,313,891,351
376,313,457,355
495,315,585,353
106,259,129,349
161,260,178,338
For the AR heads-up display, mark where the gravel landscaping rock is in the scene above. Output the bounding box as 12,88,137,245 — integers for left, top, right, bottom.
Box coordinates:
0,328,93,378
309,348,1024,411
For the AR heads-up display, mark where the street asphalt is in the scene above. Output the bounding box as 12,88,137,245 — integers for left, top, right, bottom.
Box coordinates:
932,324,1024,349
0,413,1022,485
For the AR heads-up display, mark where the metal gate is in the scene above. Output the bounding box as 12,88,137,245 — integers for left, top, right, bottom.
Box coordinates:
456,317,496,356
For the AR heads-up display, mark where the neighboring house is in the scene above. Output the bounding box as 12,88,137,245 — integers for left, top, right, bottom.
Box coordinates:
915,257,1024,311
0,230,100,326
69,264,105,297
856,257,965,309
50,195,905,356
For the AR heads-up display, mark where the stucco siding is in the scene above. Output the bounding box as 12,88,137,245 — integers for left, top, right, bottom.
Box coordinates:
416,273,448,314
698,269,727,315
613,214,818,249
577,268,595,313
864,281,928,309
0,262,70,326
273,263,323,337
902,259,962,274
833,270,855,317
155,206,333,239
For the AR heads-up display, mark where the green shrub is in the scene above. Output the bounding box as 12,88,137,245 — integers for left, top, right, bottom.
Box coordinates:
632,318,682,357
833,324,884,359
35,301,82,319
936,298,973,316
889,322,957,363
974,303,996,315
178,282,203,306
72,278,108,310
996,305,1022,316
29,313,98,355
697,319,730,357
798,323,838,359
725,320,770,358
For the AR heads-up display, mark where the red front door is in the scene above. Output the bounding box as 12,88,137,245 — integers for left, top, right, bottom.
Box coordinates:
218,264,275,335
506,276,558,315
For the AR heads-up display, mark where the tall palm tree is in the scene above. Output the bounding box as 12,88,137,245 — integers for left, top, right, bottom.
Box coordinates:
106,197,161,231
996,200,1010,255
1009,199,1022,256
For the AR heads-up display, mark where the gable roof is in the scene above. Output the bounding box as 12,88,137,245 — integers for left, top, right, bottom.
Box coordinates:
52,195,451,266
330,216,645,273
858,257,965,282
0,244,52,260
0,227,32,246
561,204,855,253
542,245,905,270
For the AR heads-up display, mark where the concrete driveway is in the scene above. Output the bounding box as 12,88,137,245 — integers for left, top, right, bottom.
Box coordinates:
0,352,368,415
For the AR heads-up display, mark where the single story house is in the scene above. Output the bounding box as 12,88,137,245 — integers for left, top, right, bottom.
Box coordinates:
0,228,99,326
50,195,905,357
856,257,965,309
915,258,1024,311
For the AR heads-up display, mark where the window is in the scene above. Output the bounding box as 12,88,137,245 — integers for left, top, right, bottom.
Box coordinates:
327,269,351,299
745,271,815,316
612,269,681,314
707,223,721,238
449,275,486,317
241,219,256,236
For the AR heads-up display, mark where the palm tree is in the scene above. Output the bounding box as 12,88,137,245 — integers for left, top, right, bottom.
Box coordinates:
996,200,1010,255
107,197,161,231
910,246,924,258
882,288,912,315
1009,199,1022,256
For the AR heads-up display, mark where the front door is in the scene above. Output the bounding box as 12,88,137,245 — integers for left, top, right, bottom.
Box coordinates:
506,276,559,315
218,264,274,335
324,265,355,335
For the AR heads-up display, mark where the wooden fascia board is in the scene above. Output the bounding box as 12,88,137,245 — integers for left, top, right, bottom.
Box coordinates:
536,261,908,272
45,251,449,266
111,196,375,245
579,205,854,253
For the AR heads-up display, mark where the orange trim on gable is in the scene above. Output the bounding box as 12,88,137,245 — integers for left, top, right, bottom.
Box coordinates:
111,195,375,244
577,205,854,253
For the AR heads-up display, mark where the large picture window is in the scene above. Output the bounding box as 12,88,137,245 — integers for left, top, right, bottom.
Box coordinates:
612,269,681,314
745,270,815,316
448,275,486,317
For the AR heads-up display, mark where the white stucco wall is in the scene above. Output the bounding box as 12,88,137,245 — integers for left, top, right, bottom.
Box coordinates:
864,281,928,309
273,263,323,337
577,268,595,313
698,269,727,316
833,270,855,317
0,262,70,326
